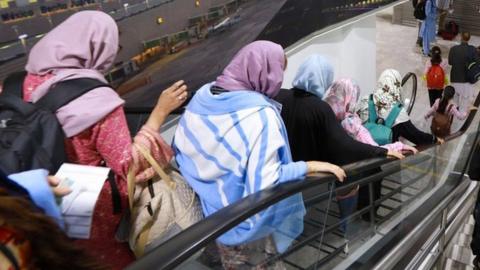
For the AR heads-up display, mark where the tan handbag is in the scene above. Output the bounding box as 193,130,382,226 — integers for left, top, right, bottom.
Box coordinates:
127,144,203,257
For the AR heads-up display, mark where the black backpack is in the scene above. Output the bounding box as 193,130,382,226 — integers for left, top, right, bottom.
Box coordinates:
467,61,480,84
0,71,108,175
414,1,426,20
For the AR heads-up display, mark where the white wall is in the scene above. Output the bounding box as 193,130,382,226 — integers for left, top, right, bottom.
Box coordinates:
282,15,377,97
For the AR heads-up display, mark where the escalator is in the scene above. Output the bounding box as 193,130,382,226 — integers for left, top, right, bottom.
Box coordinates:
123,71,480,269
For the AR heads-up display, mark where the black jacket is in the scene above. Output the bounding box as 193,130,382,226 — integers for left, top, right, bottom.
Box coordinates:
275,88,387,166
448,42,479,83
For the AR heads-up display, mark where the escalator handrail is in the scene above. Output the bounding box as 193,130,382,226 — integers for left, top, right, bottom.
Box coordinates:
401,72,417,115
127,151,435,270
127,81,480,270
126,154,421,270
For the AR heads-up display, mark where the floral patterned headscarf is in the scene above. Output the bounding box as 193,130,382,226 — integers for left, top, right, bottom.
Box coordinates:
324,78,360,121
324,79,365,140
357,69,410,125
373,69,404,118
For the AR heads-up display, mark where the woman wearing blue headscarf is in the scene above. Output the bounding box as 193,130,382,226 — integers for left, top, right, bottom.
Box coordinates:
276,55,402,164
275,55,403,234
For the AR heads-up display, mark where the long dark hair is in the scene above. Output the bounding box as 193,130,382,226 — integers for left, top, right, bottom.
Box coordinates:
0,188,106,270
437,86,455,113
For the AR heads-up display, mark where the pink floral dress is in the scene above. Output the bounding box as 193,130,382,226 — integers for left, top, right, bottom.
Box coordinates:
23,73,173,269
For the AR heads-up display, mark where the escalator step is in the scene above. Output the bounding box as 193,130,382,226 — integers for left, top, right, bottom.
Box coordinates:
455,233,474,248
444,258,475,270
464,224,475,236
448,245,475,266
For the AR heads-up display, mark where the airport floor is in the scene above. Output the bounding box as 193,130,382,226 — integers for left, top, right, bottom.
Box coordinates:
376,11,480,269
376,9,480,133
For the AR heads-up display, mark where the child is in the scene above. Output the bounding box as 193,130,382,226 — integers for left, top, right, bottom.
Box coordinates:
425,86,475,137
425,51,447,106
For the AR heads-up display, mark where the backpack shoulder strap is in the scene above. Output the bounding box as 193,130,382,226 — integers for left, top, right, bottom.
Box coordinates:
0,93,36,116
0,242,20,270
367,94,378,123
384,103,403,128
35,78,110,112
1,71,27,98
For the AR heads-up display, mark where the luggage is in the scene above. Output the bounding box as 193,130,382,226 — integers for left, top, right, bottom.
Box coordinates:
0,71,108,175
430,104,453,137
363,95,402,145
467,61,480,84
440,21,459,40
426,65,446,89
127,144,203,257
413,1,426,20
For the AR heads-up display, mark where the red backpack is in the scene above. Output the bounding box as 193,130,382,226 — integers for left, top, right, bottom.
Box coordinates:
427,65,445,89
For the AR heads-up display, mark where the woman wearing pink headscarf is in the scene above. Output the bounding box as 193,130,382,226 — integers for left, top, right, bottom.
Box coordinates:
174,41,345,268
22,11,187,269
323,78,417,153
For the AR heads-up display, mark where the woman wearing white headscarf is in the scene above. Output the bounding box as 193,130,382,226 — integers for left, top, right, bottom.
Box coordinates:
358,69,440,145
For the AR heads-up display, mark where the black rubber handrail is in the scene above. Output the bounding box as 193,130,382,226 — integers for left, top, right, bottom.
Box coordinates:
401,72,417,115
125,158,408,270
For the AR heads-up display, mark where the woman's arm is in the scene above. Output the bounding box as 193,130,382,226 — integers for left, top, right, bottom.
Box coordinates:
93,81,187,181
245,107,345,190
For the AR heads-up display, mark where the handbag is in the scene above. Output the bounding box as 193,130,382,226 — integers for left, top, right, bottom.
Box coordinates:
127,144,203,257
363,95,402,145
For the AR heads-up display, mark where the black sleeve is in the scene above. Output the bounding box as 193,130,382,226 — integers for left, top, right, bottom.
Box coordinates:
319,101,387,165
392,120,436,145
469,142,480,180
448,48,453,65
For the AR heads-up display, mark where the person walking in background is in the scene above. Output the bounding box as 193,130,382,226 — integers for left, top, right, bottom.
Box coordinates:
419,0,437,56
448,31,480,112
424,46,448,72
436,0,452,34
424,86,475,137
425,49,447,106
413,0,425,47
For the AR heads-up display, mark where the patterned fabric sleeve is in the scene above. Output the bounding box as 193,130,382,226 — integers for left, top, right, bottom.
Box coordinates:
76,106,174,182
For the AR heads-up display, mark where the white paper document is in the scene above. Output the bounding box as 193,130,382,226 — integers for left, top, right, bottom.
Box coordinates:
55,163,110,239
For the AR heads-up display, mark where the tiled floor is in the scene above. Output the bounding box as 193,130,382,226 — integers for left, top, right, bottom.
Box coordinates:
376,9,480,132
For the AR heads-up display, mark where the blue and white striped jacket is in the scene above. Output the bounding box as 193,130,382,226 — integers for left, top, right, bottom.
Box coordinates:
173,83,307,252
